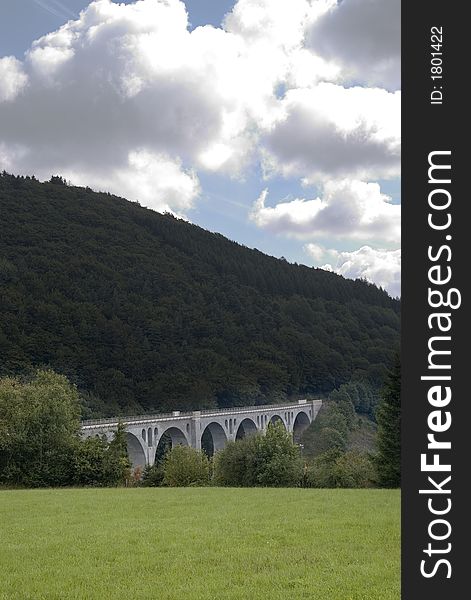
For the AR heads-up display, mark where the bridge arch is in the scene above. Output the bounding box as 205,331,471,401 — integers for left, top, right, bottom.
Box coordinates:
235,418,258,440
154,426,189,464
201,422,227,456
269,414,286,429
126,432,147,469
293,411,310,443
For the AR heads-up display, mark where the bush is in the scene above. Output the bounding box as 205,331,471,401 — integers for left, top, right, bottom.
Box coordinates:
213,421,302,487
141,463,165,487
73,423,131,487
162,445,211,487
72,435,109,486
300,401,349,458
304,449,342,488
129,466,144,486
331,451,375,488
254,421,303,487
304,450,375,488
103,421,131,486
310,426,347,456
212,437,256,487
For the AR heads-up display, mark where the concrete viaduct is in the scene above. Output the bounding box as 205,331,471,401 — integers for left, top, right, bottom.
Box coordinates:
81,399,322,468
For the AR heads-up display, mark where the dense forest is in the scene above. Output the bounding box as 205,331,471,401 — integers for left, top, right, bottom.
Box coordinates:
0,173,400,418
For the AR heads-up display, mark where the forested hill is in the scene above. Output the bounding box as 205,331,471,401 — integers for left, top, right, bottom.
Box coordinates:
0,173,400,417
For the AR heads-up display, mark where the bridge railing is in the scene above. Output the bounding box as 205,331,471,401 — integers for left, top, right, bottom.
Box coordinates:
81,398,323,428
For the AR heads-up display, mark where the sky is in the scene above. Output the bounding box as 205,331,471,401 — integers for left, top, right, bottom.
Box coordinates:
0,0,401,296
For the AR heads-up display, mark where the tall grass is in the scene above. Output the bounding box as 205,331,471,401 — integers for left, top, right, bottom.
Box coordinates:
0,488,400,600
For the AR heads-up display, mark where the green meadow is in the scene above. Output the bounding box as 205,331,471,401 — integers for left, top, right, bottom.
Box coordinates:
0,488,399,600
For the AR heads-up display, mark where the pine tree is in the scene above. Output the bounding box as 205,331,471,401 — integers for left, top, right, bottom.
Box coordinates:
374,354,401,487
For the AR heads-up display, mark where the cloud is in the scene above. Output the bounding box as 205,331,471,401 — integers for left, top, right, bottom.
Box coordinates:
0,0,400,217
250,180,400,244
68,150,200,214
224,0,311,49
0,0,247,212
0,57,28,102
261,83,400,182
304,242,326,262
321,246,401,297
306,0,400,90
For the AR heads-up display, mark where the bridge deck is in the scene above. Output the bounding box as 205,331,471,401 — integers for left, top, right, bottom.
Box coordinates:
81,398,323,429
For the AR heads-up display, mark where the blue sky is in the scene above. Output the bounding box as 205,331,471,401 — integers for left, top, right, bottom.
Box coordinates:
0,0,237,57
0,0,401,294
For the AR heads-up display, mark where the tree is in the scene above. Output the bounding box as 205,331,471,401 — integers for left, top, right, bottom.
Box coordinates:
309,427,348,456
0,370,81,487
212,436,256,487
72,423,132,487
162,445,210,487
0,371,134,488
0,173,400,417
374,354,401,487
300,401,349,458
329,388,356,429
72,435,109,486
103,421,132,486
254,421,303,487
49,175,68,185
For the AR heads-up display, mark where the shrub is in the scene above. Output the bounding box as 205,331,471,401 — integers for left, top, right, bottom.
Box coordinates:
304,449,342,488
305,450,375,488
162,445,210,487
72,435,109,486
103,421,131,486
141,463,165,487
331,451,375,488
128,466,143,486
310,426,348,456
254,421,303,487
212,437,256,487
213,421,302,487
300,401,349,458
72,423,131,487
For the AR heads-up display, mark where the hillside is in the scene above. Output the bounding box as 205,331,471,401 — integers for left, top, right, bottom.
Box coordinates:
0,173,400,417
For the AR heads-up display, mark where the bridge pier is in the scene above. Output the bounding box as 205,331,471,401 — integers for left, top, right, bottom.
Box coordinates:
190,411,202,450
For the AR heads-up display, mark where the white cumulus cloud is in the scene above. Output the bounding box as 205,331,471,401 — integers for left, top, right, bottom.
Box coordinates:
306,0,400,90
304,242,326,262
67,150,200,214
261,83,400,183
0,0,249,211
0,57,28,102
225,0,313,49
0,0,400,221
321,246,401,297
250,180,400,244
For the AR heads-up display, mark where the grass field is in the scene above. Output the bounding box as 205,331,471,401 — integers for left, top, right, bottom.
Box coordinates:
0,488,400,600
